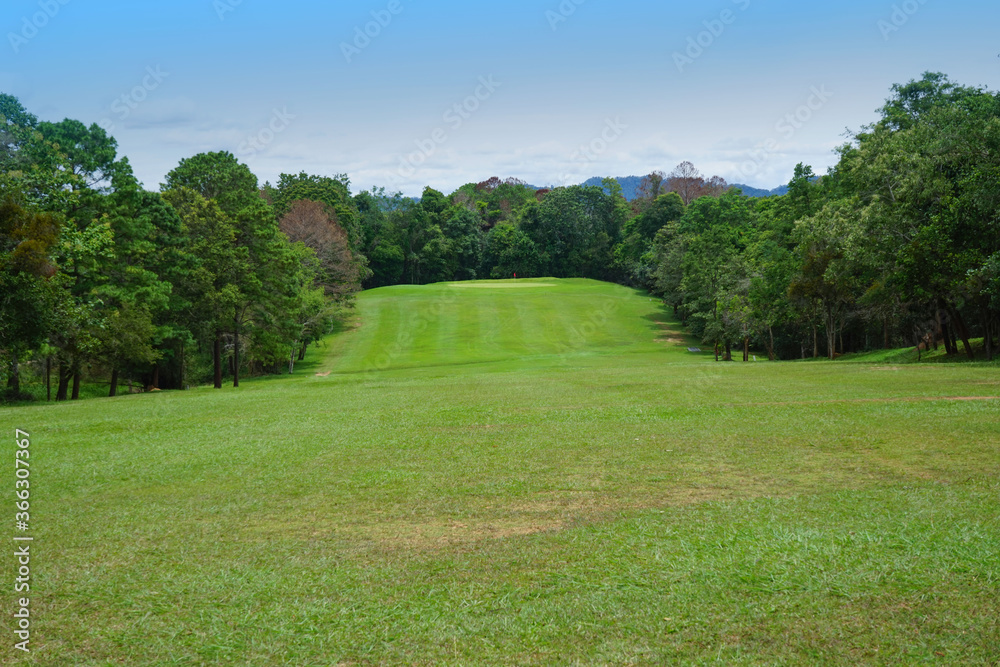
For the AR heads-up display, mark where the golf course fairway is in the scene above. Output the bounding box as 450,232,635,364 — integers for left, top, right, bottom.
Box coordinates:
3,278,998,665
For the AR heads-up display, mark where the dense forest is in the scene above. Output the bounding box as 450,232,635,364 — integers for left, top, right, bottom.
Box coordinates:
2,72,998,401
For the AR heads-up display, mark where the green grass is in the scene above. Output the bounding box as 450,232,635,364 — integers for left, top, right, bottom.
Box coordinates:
839,339,1000,366
3,278,999,665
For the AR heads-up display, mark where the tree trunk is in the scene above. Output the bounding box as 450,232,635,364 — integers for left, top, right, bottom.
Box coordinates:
289,347,296,375
714,342,719,362
56,361,70,401
812,324,819,358
298,341,308,362
214,331,223,389
883,317,890,349
938,305,955,355
723,341,732,362
990,316,998,361
6,349,19,396
46,357,51,402
949,306,976,361
151,365,160,390
71,368,81,400
931,307,940,350
767,326,776,361
945,306,959,354
982,309,993,362
233,316,240,388
743,336,749,362
109,368,119,397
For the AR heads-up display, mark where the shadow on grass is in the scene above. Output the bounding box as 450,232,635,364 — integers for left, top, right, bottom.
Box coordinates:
838,338,1000,366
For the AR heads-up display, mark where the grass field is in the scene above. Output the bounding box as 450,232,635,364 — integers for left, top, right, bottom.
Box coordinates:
4,278,999,665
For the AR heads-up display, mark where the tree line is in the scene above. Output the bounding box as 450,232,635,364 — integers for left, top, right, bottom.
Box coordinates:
2,71,998,401
647,73,999,362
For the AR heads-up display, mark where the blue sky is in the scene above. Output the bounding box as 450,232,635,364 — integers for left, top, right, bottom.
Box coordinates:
3,0,998,196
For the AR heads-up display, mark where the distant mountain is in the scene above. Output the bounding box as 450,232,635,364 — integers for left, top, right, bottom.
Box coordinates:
577,176,787,201
729,183,789,198
465,177,789,201
581,176,645,200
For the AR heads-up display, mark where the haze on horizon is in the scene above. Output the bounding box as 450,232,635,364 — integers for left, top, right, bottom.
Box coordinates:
3,0,998,196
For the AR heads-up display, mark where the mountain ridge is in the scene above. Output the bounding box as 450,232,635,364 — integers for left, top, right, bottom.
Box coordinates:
523,176,788,201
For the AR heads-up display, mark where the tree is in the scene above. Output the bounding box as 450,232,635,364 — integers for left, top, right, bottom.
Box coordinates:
633,171,669,213
634,192,684,241
265,172,364,258
615,193,684,288
667,161,729,206
355,188,406,288
279,199,361,302
789,200,862,360
0,193,59,398
0,94,39,172
96,303,160,397
162,152,260,217
484,223,540,279
745,239,795,360
36,119,122,191
162,187,245,389
519,184,626,280
449,177,535,228
838,73,1000,360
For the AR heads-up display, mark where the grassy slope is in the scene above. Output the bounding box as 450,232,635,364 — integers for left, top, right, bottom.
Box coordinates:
3,279,999,665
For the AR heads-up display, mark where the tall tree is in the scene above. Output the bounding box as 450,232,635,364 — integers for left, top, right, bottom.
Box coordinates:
162,151,260,217
279,199,361,302
667,161,729,206
0,192,59,398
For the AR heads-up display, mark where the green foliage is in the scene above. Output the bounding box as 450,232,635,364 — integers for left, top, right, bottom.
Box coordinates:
452,177,536,227
162,151,260,217
265,172,362,252
519,185,625,280
484,223,540,279
36,118,123,191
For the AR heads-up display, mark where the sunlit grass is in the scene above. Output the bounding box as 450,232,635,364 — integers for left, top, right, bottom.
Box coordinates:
3,279,998,665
